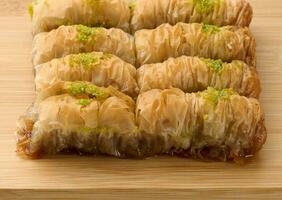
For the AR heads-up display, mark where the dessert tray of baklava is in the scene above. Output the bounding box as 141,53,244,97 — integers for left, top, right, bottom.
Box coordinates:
16,0,267,163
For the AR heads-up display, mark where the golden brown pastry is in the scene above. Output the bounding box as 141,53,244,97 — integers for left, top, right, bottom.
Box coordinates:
136,87,266,161
137,56,260,98
17,86,267,162
16,82,138,158
32,25,135,66
29,0,131,35
35,52,139,97
134,23,256,66
130,0,253,33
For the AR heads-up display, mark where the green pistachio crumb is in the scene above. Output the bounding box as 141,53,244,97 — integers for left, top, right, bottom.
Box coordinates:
67,82,108,99
78,99,93,107
202,24,220,34
193,0,220,14
68,82,87,96
85,84,108,98
201,58,244,74
201,58,225,73
76,25,103,43
201,87,236,106
69,53,111,69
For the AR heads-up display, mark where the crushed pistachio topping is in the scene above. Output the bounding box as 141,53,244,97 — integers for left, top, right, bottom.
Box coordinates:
201,58,244,73
201,58,225,73
67,82,109,99
193,0,219,14
76,25,103,43
200,87,236,105
69,53,111,69
77,99,93,107
85,84,108,98
202,24,220,34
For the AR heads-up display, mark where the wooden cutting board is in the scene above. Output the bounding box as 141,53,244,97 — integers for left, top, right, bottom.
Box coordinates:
0,0,282,199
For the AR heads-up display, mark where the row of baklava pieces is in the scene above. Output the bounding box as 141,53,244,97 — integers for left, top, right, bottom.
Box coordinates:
33,22,256,68
19,0,267,161
30,21,262,160
17,81,266,162
32,22,259,98
30,0,253,35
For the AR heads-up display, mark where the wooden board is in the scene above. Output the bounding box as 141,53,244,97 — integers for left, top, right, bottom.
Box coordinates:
0,0,282,199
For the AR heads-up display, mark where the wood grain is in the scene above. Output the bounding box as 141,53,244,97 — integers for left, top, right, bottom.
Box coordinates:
0,0,282,199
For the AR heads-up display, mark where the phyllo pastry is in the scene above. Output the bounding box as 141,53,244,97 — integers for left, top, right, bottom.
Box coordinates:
17,86,267,162
16,82,138,158
29,0,131,35
136,87,266,161
32,25,135,66
135,23,255,66
35,52,139,97
130,0,253,33
137,56,260,98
